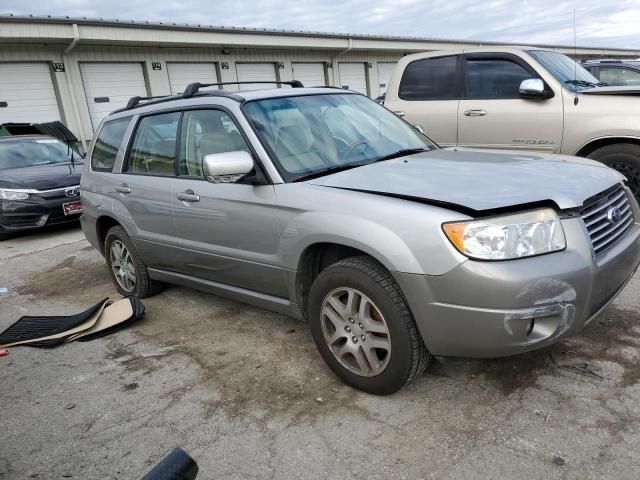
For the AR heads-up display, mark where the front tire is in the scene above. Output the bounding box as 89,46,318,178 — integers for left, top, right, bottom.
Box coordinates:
587,143,640,202
104,226,164,298
307,256,431,395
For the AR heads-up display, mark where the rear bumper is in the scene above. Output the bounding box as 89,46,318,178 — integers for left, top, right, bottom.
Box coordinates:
0,197,81,234
396,217,640,357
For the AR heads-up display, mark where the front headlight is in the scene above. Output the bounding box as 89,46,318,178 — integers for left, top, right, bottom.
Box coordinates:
0,190,30,201
442,208,566,260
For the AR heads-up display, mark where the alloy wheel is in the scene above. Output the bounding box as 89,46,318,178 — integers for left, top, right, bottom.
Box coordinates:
110,240,136,293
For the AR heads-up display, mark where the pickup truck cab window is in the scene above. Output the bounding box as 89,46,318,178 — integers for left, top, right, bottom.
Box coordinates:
398,56,459,101
466,59,532,99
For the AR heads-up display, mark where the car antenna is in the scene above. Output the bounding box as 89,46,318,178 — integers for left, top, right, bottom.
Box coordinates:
573,8,579,106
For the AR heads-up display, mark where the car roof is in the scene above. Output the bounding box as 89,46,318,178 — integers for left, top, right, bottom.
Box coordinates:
234,87,354,101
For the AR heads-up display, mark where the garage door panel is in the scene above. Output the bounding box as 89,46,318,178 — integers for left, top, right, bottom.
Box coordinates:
338,63,367,95
292,63,326,87
377,62,397,96
236,63,277,91
168,63,218,94
0,63,61,123
81,63,147,130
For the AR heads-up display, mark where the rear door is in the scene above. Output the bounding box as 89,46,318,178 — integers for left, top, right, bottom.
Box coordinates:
391,55,461,147
457,53,563,152
170,108,285,297
114,111,180,269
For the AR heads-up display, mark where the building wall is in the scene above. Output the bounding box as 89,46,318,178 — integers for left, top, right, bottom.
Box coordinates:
0,44,404,145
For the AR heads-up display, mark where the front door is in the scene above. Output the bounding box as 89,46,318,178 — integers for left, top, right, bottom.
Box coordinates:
457,54,563,152
170,108,286,298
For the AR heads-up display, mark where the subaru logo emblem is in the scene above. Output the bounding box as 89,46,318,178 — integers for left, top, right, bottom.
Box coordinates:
65,187,79,198
607,207,622,225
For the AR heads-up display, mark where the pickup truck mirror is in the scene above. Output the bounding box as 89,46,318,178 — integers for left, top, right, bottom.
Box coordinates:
519,78,548,99
202,150,254,184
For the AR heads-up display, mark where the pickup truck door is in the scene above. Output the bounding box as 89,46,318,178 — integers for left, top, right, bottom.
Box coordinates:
385,55,461,147
457,53,563,152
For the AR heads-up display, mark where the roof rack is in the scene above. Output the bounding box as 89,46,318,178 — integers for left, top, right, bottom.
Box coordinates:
124,95,170,110
182,80,304,98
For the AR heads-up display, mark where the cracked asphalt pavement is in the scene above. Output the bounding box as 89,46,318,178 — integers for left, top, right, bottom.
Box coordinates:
1,225,640,479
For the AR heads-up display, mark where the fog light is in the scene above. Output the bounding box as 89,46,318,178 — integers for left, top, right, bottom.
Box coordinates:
35,214,49,227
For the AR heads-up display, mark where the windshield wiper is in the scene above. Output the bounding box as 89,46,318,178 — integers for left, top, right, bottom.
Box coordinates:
292,162,370,182
373,147,429,163
564,79,600,88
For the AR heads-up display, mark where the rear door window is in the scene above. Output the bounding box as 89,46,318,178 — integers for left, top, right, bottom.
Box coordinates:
398,56,459,100
91,117,130,172
466,59,532,98
126,112,180,176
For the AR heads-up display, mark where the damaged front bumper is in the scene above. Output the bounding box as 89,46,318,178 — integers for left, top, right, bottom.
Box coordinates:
395,216,640,357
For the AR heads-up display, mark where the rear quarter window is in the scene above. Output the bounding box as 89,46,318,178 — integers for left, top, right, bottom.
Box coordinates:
91,117,131,172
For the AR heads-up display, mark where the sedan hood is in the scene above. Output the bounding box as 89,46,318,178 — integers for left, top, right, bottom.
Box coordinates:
0,162,83,191
307,149,624,213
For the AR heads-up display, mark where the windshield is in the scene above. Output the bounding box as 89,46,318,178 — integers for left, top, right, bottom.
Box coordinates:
243,93,436,182
0,138,78,170
528,50,602,91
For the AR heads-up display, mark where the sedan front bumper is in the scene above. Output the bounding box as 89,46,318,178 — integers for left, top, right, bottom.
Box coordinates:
395,216,640,357
0,193,81,234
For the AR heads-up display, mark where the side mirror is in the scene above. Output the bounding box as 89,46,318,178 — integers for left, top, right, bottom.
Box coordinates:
202,150,254,184
519,78,549,99
414,124,426,135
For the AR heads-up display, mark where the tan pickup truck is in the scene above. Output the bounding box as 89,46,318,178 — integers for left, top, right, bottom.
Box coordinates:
384,47,640,201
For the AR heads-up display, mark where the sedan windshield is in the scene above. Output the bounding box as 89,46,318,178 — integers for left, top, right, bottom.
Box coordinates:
243,93,436,182
0,138,78,170
528,50,603,91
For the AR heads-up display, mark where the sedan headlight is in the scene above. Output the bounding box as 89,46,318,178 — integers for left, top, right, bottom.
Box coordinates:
0,190,30,201
442,208,566,260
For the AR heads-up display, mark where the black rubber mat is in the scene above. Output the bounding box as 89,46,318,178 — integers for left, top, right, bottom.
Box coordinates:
0,299,109,347
77,296,145,342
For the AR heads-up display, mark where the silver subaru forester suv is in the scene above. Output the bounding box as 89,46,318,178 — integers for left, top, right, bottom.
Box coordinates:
81,82,640,394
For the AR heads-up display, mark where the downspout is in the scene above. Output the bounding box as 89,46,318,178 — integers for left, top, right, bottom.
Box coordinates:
331,37,353,86
62,24,88,152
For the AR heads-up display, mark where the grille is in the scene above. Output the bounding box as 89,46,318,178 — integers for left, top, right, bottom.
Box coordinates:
581,184,634,255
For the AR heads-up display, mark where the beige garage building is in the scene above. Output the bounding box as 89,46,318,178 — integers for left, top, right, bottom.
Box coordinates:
1,14,639,149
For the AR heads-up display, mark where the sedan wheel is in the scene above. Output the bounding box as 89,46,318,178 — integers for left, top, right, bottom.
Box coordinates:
321,287,391,377
110,240,136,293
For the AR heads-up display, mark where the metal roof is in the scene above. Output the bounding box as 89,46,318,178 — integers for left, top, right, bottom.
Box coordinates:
1,13,638,53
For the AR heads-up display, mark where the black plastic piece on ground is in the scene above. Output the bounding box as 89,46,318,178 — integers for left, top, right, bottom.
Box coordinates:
141,448,199,480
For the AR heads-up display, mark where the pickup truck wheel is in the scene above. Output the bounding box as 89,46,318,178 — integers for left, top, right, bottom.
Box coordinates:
307,255,431,395
104,226,164,298
587,143,640,201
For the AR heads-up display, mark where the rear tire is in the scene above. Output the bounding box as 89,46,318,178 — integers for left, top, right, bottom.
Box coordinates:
104,226,164,298
587,143,640,202
307,255,431,395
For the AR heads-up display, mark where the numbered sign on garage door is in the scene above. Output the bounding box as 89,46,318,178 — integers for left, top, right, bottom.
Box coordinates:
339,63,367,95
292,63,326,87
0,63,61,123
168,63,219,95
80,63,148,130
235,63,277,91
377,62,397,96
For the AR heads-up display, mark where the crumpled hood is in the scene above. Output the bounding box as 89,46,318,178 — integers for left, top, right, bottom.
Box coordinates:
307,149,624,213
0,162,83,191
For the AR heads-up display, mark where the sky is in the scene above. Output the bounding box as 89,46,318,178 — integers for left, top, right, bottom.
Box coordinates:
2,0,640,49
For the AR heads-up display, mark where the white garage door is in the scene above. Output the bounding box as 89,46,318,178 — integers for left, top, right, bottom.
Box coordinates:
236,63,277,91
377,62,397,96
81,63,147,130
292,63,326,87
168,63,219,95
339,63,367,95
0,63,61,123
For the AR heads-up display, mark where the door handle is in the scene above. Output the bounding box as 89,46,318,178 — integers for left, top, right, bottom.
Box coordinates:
393,111,406,118
115,184,131,194
177,190,200,203
464,109,487,117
